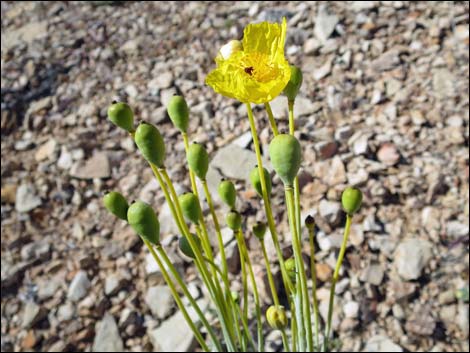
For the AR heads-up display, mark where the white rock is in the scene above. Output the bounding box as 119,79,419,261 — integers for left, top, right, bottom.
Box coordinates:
394,238,433,281
314,5,339,43
92,313,124,352
364,335,403,352
15,183,41,213
67,270,91,302
148,311,196,352
343,301,359,318
145,285,174,319
318,200,342,226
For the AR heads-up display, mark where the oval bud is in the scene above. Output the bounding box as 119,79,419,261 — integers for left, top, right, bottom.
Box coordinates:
285,257,297,281
127,201,160,245
107,102,134,132
266,305,288,330
226,210,242,231
187,143,209,180
252,222,267,241
249,167,272,197
231,290,240,304
167,95,189,133
179,193,202,224
103,191,129,221
178,234,201,259
218,180,236,209
341,187,363,215
135,123,166,168
283,65,303,102
305,215,315,230
269,134,301,186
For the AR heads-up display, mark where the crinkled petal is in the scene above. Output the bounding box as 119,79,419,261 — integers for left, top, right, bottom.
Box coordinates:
243,18,287,60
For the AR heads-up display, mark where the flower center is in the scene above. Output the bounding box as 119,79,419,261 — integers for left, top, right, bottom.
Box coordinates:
240,53,280,83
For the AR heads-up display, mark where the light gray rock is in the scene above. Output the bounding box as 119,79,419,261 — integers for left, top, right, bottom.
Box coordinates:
145,285,174,319
360,264,384,286
318,199,342,226
15,183,42,213
37,277,61,301
394,238,433,280
343,301,359,318
211,144,258,180
148,310,196,352
22,301,46,328
67,270,91,302
314,5,339,43
70,152,110,179
35,138,57,162
433,68,455,99
57,302,75,322
446,221,469,238
364,335,403,352
92,313,124,352
104,274,126,296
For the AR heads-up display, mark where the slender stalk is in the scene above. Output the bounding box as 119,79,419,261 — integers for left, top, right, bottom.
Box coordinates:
236,229,263,352
291,298,297,352
281,329,290,353
143,240,209,351
325,214,352,351
157,247,222,351
246,103,294,297
202,179,228,280
264,102,279,136
288,100,295,135
308,224,320,350
286,186,313,352
239,239,248,335
260,240,280,306
182,132,200,199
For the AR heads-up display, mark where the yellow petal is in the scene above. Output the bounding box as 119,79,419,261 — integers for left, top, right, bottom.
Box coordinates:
243,18,287,59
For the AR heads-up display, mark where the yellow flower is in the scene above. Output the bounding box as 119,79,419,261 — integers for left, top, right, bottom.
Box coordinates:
206,18,291,104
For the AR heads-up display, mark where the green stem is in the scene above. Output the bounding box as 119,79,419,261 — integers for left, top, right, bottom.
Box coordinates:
236,229,263,352
308,224,320,350
202,179,228,280
143,240,209,351
182,132,200,199
288,100,295,135
157,247,222,351
264,102,279,136
281,329,290,353
246,103,294,297
286,185,312,352
325,214,352,351
260,240,280,307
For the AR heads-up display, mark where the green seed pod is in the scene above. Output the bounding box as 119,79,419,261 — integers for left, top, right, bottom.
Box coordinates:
178,234,201,259
269,134,301,186
283,65,303,102
341,187,363,215
179,193,202,224
107,101,134,132
187,143,209,180
266,305,288,330
226,210,242,231
252,222,267,241
167,95,189,133
218,180,236,208
249,167,272,197
134,123,166,168
103,191,129,221
231,290,240,304
127,201,160,245
305,215,315,230
285,257,296,281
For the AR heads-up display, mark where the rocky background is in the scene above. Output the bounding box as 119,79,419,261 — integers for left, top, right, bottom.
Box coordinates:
1,1,469,352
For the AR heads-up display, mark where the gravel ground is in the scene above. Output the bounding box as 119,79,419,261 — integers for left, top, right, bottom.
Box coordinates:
1,1,469,352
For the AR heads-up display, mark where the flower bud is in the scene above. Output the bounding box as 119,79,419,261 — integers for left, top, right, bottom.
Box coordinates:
226,210,242,231
266,305,288,330
341,187,363,215
178,234,201,259
179,193,202,224
285,257,296,281
107,101,134,132
216,40,242,62
127,201,160,245
231,290,240,304
187,143,209,180
249,167,272,197
135,123,166,168
305,215,315,230
283,65,303,102
218,180,236,209
252,222,267,241
103,191,129,221
269,134,301,186
167,95,189,133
